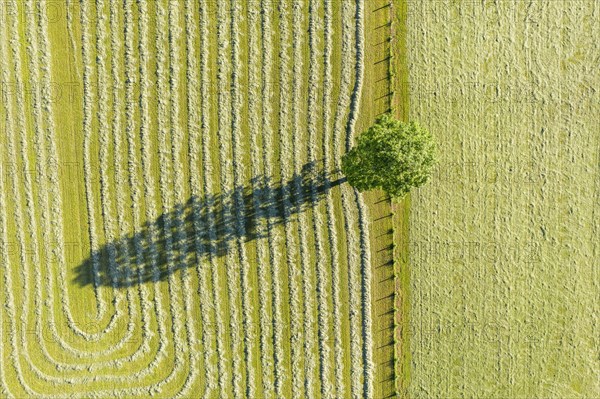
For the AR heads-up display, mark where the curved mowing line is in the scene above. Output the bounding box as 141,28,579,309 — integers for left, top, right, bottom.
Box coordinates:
0,0,372,395
3,12,183,365
321,0,349,396
326,1,357,396
7,4,119,382
307,0,334,396
18,0,172,381
0,13,44,394
24,0,116,359
4,0,60,376
230,1,257,397
75,0,146,360
345,2,375,397
2,2,166,390
39,0,124,343
95,0,122,302
101,0,154,368
277,1,304,398
0,25,41,395
17,0,120,363
106,0,140,357
260,0,287,395
122,0,157,377
331,3,364,398
80,0,108,322
0,148,37,397
5,4,130,384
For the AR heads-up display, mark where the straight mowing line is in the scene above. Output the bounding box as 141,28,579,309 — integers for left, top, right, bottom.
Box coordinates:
216,1,244,396
199,1,228,396
165,1,201,396
249,0,275,396
1,11,46,390
183,0,215,396
289,3,319,397
260,0,287,395
230,1,257,397
277,1,304,398
189,0,218,395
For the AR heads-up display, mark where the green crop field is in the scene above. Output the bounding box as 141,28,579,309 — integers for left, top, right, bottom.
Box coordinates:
406,1,599,398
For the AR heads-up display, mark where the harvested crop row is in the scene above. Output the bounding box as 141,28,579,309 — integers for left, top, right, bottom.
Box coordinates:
165,0,202,396
229,1,257,397
186,0,218,396
215,1,244,397
307,0,334,396
0,20,40,393
290,3,318,398
178,0,213,397
4,0,150,382
25,0,97,357
277,1,304,398
334,3,364,395
0,10,40,393
260,0,287,396
137,0,170,385
79,0,107,322
0,138,32,395
96,0,120,295
112,0,157,370
28,0,119,362
321,0,348,396
0,0,375,395
328,0,358,395
151,0,190,394
6,4,128,386
3,0,58,379
106,0,144,362
198,1,228,396
5,5,108,385
346,2,375,397
38,0,118,347
124,0,157,367
248,0,275,396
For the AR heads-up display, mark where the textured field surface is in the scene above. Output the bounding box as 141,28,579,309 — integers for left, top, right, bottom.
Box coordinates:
0,0,378,397
407,1,599,398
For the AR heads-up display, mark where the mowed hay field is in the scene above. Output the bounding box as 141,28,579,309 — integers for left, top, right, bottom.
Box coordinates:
0,0,400,397
407,1,599,398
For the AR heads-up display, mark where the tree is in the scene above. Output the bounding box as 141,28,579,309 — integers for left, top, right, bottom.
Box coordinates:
341,113,436,200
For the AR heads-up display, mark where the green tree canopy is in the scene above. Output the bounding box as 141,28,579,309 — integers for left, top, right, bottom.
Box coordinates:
341,114,436,200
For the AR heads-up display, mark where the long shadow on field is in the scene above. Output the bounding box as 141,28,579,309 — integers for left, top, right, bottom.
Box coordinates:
73,162,346,288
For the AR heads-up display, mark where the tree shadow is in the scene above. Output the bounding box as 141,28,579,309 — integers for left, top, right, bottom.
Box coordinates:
73,162,346,288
